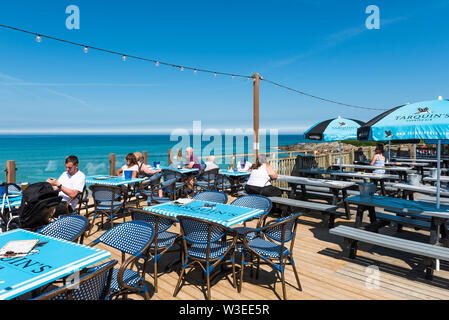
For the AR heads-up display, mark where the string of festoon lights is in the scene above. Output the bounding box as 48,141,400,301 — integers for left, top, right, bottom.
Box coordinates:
0,24,388,111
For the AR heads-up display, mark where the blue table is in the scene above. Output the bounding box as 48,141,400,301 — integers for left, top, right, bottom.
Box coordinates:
345,195,449,245
0,229,110,300
86,175,147,186
143,200,264,227
219,170,250,195
158,166,199,174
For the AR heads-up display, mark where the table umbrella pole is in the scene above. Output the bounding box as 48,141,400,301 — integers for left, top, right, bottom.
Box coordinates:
388,141,391,163
339,140,342,171
436,140,441,271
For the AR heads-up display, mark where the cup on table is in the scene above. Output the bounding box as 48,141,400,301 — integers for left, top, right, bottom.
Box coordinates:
21,182,28,191
124,170,133,180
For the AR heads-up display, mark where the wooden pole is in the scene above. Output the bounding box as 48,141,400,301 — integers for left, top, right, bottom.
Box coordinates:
253,73,260,162
109,153,116,176
6,160,16,184
143,151,148,165
168,149,173,165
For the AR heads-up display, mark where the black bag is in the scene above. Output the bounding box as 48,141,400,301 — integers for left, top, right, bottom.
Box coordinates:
17,182,62,230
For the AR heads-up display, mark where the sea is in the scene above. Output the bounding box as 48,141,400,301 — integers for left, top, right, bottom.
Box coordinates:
0,134,307,184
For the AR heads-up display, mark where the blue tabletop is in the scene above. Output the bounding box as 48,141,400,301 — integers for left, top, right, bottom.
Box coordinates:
219,169,250,177
0,229,110,300
144,200,264,227
86,175,147,186
158,166,199,174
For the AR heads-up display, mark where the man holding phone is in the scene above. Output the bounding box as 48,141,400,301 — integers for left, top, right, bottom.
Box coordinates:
46,155,86,217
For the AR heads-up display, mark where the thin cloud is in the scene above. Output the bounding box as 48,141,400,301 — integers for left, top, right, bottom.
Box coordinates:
271,15,409,68
0,72,90,107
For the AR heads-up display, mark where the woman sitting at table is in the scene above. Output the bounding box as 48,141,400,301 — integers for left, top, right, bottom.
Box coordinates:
116,153,139,178
134,151,161,178
370,144,386,174
245,155,282,197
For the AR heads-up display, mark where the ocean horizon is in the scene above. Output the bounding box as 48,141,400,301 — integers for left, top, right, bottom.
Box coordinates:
0,133,308,184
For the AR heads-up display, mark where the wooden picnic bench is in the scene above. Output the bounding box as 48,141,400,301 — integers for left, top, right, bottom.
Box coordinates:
330,225,449,280
269,196,339,228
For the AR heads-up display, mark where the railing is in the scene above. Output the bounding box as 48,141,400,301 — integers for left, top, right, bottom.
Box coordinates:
2,144,418,184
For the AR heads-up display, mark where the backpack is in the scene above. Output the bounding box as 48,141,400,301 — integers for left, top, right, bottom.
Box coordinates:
17,182,62,230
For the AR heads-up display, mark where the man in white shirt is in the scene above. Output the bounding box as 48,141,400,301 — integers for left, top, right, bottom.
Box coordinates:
47,155,86,217
236,157,252,171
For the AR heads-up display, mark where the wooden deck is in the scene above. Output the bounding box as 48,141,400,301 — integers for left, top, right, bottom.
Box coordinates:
83,198,449,300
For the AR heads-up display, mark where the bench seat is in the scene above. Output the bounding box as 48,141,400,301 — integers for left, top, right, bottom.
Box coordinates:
330,225,449,279
269,196,339,228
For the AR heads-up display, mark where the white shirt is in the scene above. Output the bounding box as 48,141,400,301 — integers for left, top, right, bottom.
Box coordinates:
57,170,86,209
121,164,139,178
204,161,219,172
237,161,252,172
247,164,271,187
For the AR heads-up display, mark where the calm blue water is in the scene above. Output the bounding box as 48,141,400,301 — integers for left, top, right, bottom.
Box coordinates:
0,134,305,184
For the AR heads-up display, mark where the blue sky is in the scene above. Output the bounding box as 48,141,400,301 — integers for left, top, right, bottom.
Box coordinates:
0,0,448,134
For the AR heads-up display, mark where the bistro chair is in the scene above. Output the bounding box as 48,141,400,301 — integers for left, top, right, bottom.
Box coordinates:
173,215,238,300
130,208,180,293
147,169,184,205
67,186,89,216
89,220,155,300
216,174,232,193
139,172,163,204
230,195,272,241
36,214,88,244
195,168,220,193
240,212,302,300
88,185,125,235
33,259,118,300
192,191,228,204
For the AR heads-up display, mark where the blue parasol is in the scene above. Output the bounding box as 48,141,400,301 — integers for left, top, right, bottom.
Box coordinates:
305,116,365,171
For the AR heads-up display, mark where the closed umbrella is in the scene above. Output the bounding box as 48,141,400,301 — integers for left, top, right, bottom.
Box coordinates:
305,116,365,171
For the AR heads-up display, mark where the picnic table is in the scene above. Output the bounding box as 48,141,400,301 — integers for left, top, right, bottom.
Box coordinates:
393,183,449,200
0,228,110,300
345,195,449,246
329,171,400,196
423,176,449,185
387,161,430,176
333,164,414,181
276,175,355,218
143,199,264,227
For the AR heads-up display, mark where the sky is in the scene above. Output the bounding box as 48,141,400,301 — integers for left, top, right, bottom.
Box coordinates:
0,0,448,134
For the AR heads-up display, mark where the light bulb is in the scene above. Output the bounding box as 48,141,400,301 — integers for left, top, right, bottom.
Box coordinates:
180,67,184,71
232,75,235,79
438,96,443,100
36,35,42,43
83,46,88,53
122,55,127,62
155,61,160,67
194,69,197,74
214,73,217,78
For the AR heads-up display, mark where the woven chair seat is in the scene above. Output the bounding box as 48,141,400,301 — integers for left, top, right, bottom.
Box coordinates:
109,268,142,295
188,241,234,259
96,201,123,211
150,231,179,248
246,238,290,258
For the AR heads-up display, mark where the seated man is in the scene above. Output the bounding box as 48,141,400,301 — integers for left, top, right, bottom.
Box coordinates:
46,155,86,217
236,157,252,171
